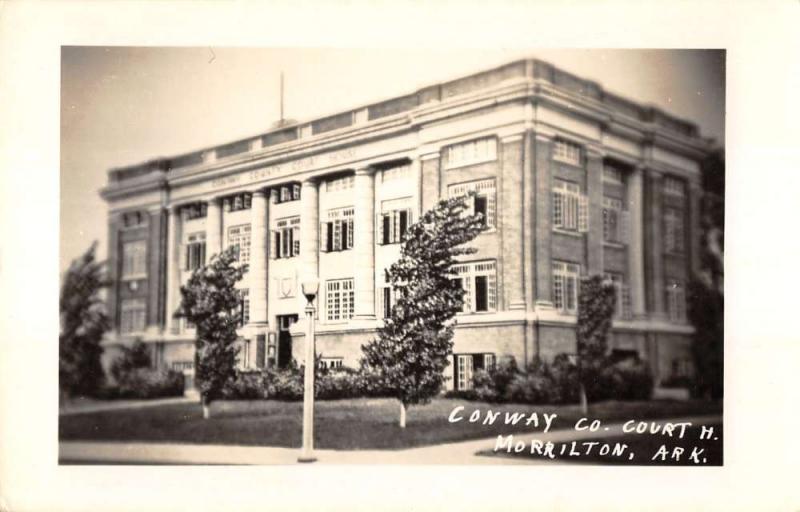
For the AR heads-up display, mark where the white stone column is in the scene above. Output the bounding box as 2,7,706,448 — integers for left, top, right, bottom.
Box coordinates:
353,168,376,320
300,179,320,282
248,190,269,328
628,166,646,317
206,197,222,259
165,205,182,334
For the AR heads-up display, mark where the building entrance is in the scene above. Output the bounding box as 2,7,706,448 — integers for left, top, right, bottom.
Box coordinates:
277,314,298,368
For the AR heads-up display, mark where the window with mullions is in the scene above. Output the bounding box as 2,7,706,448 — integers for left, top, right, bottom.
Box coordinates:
122,211,148,229
185,232,206,270
326,175,354,192
325,278,354,322
450,261,497,313
274,183,302,204
663,176,686,197
238,289,250,327
121,240,147,279
445,137,497,169
454,353,496,391
553,180,589,233
448,179,496,230
553,139,582,166
602,165,624,184
666,280,687,323
319,357,344,370
223,192,252,212
664,207,685,254
378,198,412,245
320,207,354,253
120,299,146,334
271,217,300,259
552,261,580,314
381,163,411,182
227,224,251,264
603,272,632,320
182,202,207,220
602,197,630,244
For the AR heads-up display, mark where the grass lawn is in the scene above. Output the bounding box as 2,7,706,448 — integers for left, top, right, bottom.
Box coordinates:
59,398,721,450
478,423,723,466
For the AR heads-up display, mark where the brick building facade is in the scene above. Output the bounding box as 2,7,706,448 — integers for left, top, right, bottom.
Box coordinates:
100,59,710,391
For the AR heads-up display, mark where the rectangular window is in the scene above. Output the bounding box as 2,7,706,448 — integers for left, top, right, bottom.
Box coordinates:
378,198,413,245
319,357,344,370
604,272,632,320
320,208,354,252
122,211,148,229
381,163,412,182
602,197,630,244
273,183,302,204
236,289,249,327
602,165,624,184
454,353,496,391
271,217,300,259
664,208,685,253
325,278,354,322
664,176,686,197
666,280,687,323
448,179,497,229
185,232,206,270
445,137,497,169
120,299,146,334
450,260,497,314
121,240,147,279
377,286,393,319
553,139,582,166
182,202,207,220
552,261,580,314
227,224,251,264
552,180,588,233
223,192,252,212
326,175,355,192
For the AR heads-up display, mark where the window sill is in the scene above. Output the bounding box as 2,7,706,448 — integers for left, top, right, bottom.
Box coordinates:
552,158,583,168
603,241,627,249
120,274,147,281
553,229,584,238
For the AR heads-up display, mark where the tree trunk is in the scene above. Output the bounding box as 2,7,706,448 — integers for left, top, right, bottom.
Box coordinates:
579,384,588,416
202,396,210,419
399,401,407,428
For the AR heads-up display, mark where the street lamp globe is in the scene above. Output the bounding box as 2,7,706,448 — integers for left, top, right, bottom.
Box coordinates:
301,277,320,304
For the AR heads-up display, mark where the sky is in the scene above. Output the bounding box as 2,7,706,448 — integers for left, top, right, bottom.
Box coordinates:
60,48,725,273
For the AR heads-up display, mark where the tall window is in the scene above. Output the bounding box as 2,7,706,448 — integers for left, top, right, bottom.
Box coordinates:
450,261,497,313
325,278,354,322
185,232,206,270
552,261,580,314
455,353,496,391
666,280,687,323
378,198,412,245
275,183,301,204
122,211,147,229
552,180,588,232
239,289,250,327
604,272,632,320
223,192,252,212
448,179,497,229
445,137,497,169
120,299,146,334
320,207,354,252
553,139,582,166
227,224,251,264
121,240,147,279
272,217,300,259
664,207,685,253
602,197,630,244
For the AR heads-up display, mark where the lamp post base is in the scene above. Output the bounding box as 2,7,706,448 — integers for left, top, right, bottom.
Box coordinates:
297,455,317,463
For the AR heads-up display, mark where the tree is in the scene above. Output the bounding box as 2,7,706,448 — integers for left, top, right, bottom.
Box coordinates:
688,147,724,399
575,275,617,413
361,194,484,427
177,246,246,418
59,242,109,398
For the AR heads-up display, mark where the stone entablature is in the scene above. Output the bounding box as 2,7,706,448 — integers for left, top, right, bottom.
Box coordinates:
104,58,710,191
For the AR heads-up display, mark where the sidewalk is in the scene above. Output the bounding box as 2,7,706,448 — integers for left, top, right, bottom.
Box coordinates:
59,414,722,465
59,396,199,416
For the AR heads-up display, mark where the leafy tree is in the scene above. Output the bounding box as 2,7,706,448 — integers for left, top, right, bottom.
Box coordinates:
110,339,151,383
59,242,109,398
688,147,724,399
361,194,484,427
575,275,617,412
177,246,246,418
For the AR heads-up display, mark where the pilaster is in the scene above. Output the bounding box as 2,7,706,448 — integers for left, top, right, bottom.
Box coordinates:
248,190,269,328
646,170,666,318
533,132,554,309
628,166,646,317
165,205,182,334
205,197,222,259
586,148,604,275
353,168,377,319
500,133,526,311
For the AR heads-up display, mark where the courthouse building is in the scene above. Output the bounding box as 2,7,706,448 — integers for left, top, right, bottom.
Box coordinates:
100,58,710,391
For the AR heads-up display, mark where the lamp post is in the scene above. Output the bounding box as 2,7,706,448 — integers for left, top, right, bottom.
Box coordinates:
298,277,320,463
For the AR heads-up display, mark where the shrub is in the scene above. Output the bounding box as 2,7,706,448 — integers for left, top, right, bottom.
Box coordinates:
600,358,654,401
549,354,581,404
105,368,185,399
262,366,304,401
505,360,557,404
222,370,265,399
315,366,364,400
110,340,151,384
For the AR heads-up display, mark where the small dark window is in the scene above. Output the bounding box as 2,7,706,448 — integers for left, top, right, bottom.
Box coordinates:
399,210,409,239
475,276,488,312
383,287,392,318
474,195,488,227
382,215,391,245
